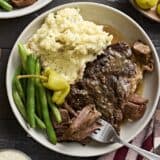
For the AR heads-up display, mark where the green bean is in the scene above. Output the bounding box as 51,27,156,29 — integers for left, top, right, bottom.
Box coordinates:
14,78,25,102
13,57,46,131
35,114,46,130
12,88,27,120
13,87,46,130
12,87,45,130
35,59,43,118
12,66,26,120
38,84,57,144
26,54,36,128
35,91,42,119
0,0,12,11
20,68,27,98
12,88,46,130
13,67,25,102
30,58,57,143
18,43,28,71
35,59,41,84
47,92,62,124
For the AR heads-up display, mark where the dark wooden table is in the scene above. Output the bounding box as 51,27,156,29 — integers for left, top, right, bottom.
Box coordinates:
0,0,159,160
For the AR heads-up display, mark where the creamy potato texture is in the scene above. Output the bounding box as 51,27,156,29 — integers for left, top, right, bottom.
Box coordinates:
26,8,113,83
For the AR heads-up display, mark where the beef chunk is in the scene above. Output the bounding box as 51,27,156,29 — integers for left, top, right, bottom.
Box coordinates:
60,105,101,142
11,0,37,8
132,41,154,72
128,94,148,105
133,41,151,55
123,94,148,120
53,109,71,137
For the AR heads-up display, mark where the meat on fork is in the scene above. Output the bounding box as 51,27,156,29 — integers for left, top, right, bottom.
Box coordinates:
60,105,101,142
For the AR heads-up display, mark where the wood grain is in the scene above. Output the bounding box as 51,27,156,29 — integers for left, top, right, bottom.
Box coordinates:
0,0,159,160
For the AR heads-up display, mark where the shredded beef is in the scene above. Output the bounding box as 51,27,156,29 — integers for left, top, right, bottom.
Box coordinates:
59,105,101,142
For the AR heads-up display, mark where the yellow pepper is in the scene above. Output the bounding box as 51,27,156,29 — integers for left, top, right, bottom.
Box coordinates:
43,67,70,105
135,0,158,10
157,3,160,16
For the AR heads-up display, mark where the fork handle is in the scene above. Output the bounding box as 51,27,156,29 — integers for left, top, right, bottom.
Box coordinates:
120,139,160,160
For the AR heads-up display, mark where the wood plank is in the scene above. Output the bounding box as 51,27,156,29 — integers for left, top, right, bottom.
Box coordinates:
0,49,14,119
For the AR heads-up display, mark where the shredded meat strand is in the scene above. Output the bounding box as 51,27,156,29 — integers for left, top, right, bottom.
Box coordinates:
60,105,101,142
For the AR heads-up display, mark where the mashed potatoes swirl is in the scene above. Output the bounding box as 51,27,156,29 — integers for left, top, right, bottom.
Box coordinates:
26,8,113,84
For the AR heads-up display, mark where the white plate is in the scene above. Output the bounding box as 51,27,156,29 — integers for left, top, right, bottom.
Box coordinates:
0,0,53,19
6,2,160,157
130,0,160,23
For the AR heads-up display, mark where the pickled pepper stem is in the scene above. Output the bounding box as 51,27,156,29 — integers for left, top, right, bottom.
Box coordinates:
17,75,48,81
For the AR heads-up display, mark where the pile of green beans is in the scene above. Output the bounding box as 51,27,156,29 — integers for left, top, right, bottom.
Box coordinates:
12,44,62,144
12,66,46,130
0,0,13,11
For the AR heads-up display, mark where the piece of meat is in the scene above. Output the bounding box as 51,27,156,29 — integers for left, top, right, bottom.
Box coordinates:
11,0,37,8
128,94,148,105
133,41,151,55
65,42,152,134
123,102,146,121
62,102,78,117
60,105,101,142
132,41,154,72
53,109,71,137
67,81,94,110
123,94,148,121
143,60,154,72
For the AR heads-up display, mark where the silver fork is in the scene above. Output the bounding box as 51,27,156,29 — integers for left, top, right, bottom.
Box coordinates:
90,119,160,160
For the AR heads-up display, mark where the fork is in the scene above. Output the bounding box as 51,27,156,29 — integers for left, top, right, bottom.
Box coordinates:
90,119,160,160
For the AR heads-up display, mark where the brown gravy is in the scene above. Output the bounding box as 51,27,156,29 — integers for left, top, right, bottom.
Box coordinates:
103,25,125,44
136,80,144,95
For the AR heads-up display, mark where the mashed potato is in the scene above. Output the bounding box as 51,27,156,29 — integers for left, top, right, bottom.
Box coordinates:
26,8,113,84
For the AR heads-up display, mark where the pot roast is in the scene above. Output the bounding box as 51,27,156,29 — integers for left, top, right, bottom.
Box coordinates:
54,41,153,142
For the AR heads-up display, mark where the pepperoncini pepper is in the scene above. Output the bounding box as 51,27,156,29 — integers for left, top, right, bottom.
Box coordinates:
42,67,70,105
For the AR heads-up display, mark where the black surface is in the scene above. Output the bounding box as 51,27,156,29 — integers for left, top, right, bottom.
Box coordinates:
0,0,159,160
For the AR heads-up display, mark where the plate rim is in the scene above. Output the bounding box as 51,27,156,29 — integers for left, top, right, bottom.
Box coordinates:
0,0,53,19
6,2,160,157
